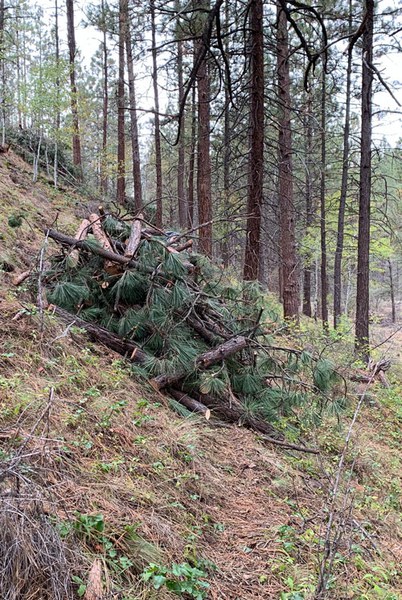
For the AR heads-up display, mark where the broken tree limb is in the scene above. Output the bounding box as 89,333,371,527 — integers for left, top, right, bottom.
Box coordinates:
50,305,148,363
124,213,143,258
169,388,211,418
150,335,248,390
45,228,151,272
192,389,282,439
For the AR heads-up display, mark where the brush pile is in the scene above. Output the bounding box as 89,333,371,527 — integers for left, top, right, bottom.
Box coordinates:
41,208,340,442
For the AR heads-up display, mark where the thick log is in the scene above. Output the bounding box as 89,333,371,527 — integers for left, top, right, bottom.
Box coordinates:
88,213,114,253
169,388,210,418
150,335,247,390
125,213,143,257
70,218,91,265
175,239,193,252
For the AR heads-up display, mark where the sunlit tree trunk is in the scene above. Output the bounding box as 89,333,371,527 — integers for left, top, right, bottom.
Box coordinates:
116,0,126,204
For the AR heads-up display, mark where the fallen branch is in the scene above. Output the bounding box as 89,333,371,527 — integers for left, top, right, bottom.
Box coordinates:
150,335,248,390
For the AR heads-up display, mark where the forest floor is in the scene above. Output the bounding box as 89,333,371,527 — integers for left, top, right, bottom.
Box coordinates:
0,149,401,600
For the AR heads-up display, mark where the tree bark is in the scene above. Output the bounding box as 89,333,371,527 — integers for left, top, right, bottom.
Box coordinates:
66,0,82,177
150,0,163,227
243,0,264,281
388,259,396,323
126,11,143,212
116,0,126,204
276,3,299,320
320,67,328,329
176,2,187,228
100,0,109,197
302,90,313,317
124,214,143,257
355,0,374,359
196,1,213,257
333,1,353,329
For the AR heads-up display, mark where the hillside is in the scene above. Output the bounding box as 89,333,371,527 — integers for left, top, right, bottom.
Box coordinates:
0,149,401,600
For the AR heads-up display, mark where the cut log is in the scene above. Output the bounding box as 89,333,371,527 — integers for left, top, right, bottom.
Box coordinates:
70,218,91,266
150,335,248,390
125,213,143,257
169,388,210,418
88,213,118,273
88,213,114,253
12,270,31,286
175,239,193,252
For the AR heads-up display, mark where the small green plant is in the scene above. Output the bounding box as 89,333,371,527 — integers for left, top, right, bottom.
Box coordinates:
142,562,210,599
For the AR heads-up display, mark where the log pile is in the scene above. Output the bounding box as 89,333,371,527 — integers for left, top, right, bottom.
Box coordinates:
31,208,334,450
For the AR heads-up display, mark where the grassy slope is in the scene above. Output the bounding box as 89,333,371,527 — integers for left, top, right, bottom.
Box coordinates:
0,150,401,600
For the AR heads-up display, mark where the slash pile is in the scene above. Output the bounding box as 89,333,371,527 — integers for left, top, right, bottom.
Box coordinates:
41,209,340,444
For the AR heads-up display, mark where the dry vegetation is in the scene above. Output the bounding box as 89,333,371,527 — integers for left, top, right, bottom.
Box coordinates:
0,150,401,599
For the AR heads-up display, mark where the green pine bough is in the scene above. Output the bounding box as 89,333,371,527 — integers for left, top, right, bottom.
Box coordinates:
42,211,343,447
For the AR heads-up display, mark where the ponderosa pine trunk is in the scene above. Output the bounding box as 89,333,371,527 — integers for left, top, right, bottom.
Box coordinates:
276,2,299,320
187,83,196,227
333,2,353,328
66,0,82,177
196,1,213,257
100,0,109,197
320,67,328,329
126,12,143,212
243,0,264,281
302,91,313,317
355,0,374,359
176,1,187,228
150,0,163,227
116,0,126,205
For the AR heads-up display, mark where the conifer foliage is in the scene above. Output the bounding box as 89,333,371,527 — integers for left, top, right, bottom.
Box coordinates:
44,211,342,437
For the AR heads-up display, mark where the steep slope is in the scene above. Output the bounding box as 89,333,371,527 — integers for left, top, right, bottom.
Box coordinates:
0,150,401,600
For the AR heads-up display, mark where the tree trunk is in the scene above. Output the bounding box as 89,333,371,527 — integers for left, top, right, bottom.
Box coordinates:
0,0,6,145
276,2,299,320
100,0,109,197
243,0,264,281
150,0,163,227
176,2,187,228
54,0,61,189
320,67,328,329
333,2,353,329
355,0,374,359
196,1,213,257
388,259,396,323
116,0,126,205
126,13,143,211
187,73,197,227
66,0,82,177
302,91,313,317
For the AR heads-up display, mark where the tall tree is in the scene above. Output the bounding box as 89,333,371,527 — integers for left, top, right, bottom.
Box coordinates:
116,0,126,204
150,0,163,226
66,0,82,176
355,0,374,357
126,7,142,211
243,0,264,281
100,0,109,197
176,1,187,228
333,1,353,328
276,2,299,320
320,66,328,328
196,0,212,257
